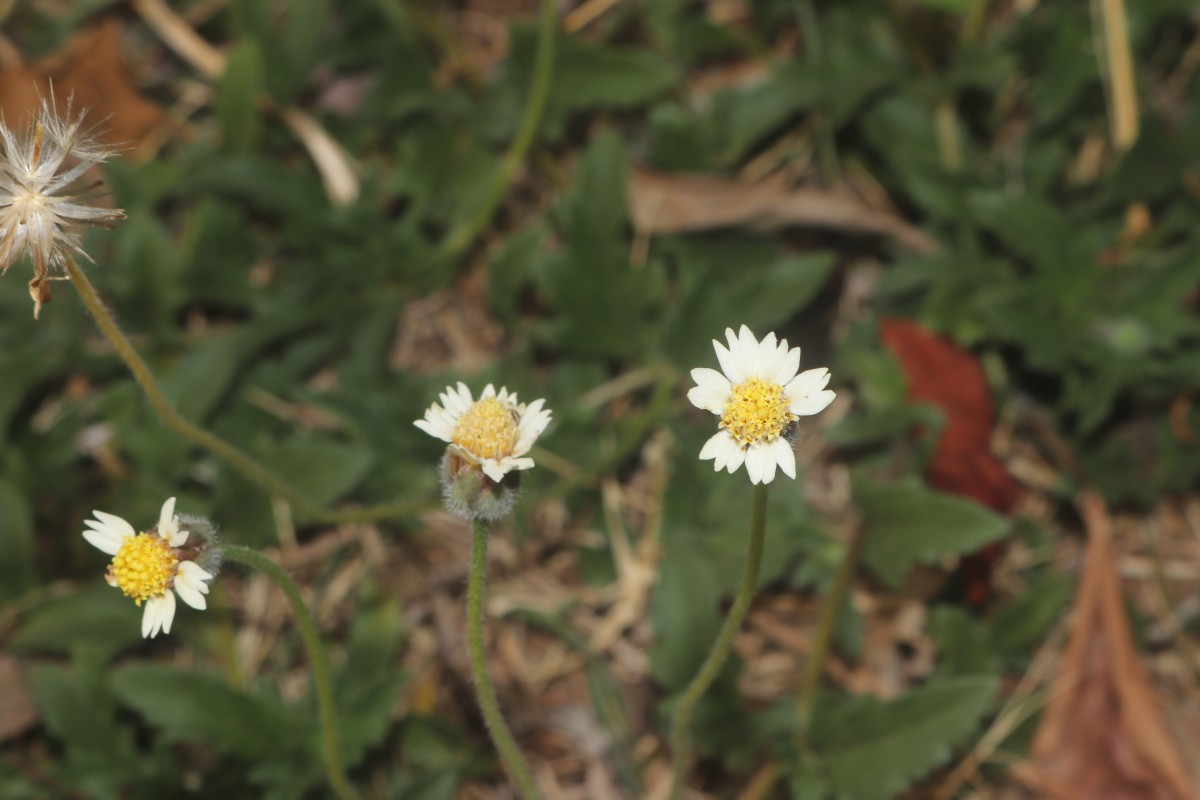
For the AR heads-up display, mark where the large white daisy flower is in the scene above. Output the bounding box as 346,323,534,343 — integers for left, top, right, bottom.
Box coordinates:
414,382,552,483
82,497,214,638
688,325,836,485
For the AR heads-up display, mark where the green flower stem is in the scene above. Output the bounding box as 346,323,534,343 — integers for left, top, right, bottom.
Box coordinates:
222,545,358,800
66,257,425,525
668,482,769,800
467,518,542,799
440,0,557,259
796,524,866,731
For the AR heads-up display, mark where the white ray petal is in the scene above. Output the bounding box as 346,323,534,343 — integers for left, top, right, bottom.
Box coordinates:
82,526,127,556
770,437,796,480
90,510,136,539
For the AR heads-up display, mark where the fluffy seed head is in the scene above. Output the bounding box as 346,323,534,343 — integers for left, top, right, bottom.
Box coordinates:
0,91,126,317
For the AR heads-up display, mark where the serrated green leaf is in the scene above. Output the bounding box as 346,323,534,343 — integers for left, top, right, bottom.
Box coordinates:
109,664,303,758
858,478,1009,587
813,675,999,800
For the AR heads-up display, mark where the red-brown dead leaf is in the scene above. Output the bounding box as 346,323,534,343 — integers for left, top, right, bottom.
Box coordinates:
880,318,1021,513
1016,492,1194,800
0,19,164,159
626,167,939,254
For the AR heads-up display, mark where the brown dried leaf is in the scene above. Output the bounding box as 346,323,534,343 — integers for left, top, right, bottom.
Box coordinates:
626,168,939,253
0,655,37,742
0,19,166,159
1016,492,1195,800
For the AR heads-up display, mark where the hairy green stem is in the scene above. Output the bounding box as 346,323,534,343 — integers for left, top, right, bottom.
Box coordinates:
796,525,867,731
668,482,769,800
440,0,557,258
467,518,542,799
223,545,358,800
66,257,424,525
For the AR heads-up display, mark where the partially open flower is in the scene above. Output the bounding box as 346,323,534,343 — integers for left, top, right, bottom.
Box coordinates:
82,497,216,638
688,325,835,485
415,382,551,483
415,382,552,520
0,93,126,317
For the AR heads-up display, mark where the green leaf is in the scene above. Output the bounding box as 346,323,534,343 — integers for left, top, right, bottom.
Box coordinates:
509,27,678,139
109,664,303,758
990,572,1074,656
720,63,824,162
9,585,142,658
858,478,1009,587
813,675,999,800
159,330,246,422
31,661,141,789
254,435,375,506
217,39,265,153
0,478,35,604
930,606,999,676
663,236,837,368
649,538,722,691
336,599,407,767
540,132,666,359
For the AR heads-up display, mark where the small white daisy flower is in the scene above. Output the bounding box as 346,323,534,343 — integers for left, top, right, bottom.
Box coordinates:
82,497,214,638
415,382,552,484
688,324,836,485
0,93,125,316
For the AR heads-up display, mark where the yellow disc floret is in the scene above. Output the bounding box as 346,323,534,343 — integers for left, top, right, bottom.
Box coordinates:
453,397,520,461
108,533,178,605
720,377,796,446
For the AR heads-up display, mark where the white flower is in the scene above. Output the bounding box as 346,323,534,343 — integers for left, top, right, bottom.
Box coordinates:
0,93,125,316
82,497,214,638
688,325,835,485
414,382,552,483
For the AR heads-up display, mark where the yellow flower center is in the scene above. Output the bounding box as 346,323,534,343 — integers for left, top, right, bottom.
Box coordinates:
720,377,795,446
109,533,178,605
453,397,520,461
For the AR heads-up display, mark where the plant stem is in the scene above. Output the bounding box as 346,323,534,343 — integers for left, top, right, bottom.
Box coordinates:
796,525,867,730
440,0,557,259
668,482,769,800
467,518,542,799
223,545,358,800
66,257,425,525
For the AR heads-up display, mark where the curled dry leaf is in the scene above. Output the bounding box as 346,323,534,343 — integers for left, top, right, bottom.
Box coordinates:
626,167,939,254
1015,492,1194,800
880,319,1020,513
881,319,1021,606
0,19,166,159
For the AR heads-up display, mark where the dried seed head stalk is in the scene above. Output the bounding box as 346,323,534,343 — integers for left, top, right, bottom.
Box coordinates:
0,93,126,317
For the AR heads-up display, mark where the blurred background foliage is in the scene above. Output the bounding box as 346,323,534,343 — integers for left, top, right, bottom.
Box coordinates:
2,0,1200,798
